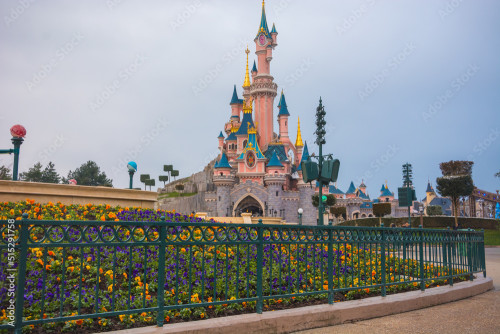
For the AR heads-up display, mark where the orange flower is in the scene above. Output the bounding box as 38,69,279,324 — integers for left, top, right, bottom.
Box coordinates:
100,215,106,221
75,319,83,325
48,251,55,256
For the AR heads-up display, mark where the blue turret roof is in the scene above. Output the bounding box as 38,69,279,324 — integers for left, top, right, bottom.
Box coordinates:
256,2,271,38
252,60,257,73
238,132,265,160
297,142,310,171
380,186,394,197
380,184,386,192
235,115,255,136
271,23,277,34
329,184,344,195
426,182,434,193
215,152,232,169
230,85,242,105
265,144,287,162
277,91,290,116
226,131,237,141
346,181,356,194
267,151,283,167
358,190,370,200
218,131,224,138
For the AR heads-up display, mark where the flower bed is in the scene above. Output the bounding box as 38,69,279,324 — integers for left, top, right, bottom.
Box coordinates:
0,200,472,333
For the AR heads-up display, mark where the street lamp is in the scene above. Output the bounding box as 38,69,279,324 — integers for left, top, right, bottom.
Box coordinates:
298,208,303,225
0,125,26,181
127,161,137,189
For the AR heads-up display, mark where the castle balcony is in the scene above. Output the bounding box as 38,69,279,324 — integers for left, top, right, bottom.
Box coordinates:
264,173,286,185
213,174,236,186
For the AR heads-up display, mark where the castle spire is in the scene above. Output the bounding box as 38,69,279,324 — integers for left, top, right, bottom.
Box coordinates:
243,47,251,88
295,117,304,147
257,0,271,38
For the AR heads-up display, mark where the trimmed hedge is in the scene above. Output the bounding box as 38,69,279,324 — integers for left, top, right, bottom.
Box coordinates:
339,216,499,230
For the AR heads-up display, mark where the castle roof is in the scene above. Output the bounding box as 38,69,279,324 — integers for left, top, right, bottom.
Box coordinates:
252,60,257,72
271,23,277,34
215,152,232,169
256,1,271,38
380,187,394,197
238,129,265,160
230,85,243,105
277,91,290,116
329,184,344,195
380,184,386,192
295,117,304,147
226,131,237,141
357,190,370,200
360,202,373,209
265,144,287,162
297,141,310,171
218,131,225,138
346,181,356,194
359,180,366,188
426,181,434,193
266,151,283,167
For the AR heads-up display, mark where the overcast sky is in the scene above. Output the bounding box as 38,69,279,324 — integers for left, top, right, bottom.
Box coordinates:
1,0,499,200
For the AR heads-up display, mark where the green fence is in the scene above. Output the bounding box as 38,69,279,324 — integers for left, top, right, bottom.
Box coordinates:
0,215,486,333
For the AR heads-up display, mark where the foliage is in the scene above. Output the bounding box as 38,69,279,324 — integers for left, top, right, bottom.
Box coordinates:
42,161,61,183
175,184,185,191
171,170,179,180
164,165,173,172
20,162,43,182
312,194,335,208
339,216,499,230
330,206,346,219
159,175,169,186
65,161,112,187
145,179,155,191
0,165,12,180
373,203,391,217
439,160,474,177
495,170,500,178
140,174,150,190
436,160,474,228
426,205,443,216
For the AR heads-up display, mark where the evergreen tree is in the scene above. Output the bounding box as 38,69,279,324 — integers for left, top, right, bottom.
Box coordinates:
41,162,61,183
65,161,113,187
0,165,12,180
20,162,44,182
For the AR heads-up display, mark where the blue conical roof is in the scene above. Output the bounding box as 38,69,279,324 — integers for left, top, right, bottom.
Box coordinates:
226,131,237,141
381,187,393,197
426,182,434,193
271,23,277,34
346,181,356,194
267,151,283,167
252,60,257,72
256,2,271,38
236,114,255,136
215,152,232,169
218,131,224,138
329,184,344,195
380,184,385,192
297,142,310,171
277,91,290,116
230,85,242,105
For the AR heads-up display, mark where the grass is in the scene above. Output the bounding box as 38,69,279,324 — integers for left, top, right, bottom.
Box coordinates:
484,229,500,246
158,191,197,199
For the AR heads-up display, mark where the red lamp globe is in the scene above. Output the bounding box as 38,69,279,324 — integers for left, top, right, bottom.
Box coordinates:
10,125,26,138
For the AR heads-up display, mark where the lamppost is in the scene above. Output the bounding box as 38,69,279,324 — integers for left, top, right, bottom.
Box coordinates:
0,125,26,181
298,208,303,225
127,161,137,189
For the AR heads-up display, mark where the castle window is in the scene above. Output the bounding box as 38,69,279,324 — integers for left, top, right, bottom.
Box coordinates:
276,191,279,197
220,172,223,176
285,121,287,126
219,196,221,201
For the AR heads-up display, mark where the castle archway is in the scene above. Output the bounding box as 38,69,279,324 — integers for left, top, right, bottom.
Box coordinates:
233,194,265,217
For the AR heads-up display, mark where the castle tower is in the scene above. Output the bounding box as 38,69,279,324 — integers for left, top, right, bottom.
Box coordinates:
277,90,290,140
251,0,278,150
217,131,225,152
213,152,235,216
229,85,243,122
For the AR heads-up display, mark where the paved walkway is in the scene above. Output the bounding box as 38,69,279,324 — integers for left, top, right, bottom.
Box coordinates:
294,248,500,334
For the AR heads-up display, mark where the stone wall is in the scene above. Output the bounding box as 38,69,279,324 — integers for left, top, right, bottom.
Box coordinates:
0,180,157,208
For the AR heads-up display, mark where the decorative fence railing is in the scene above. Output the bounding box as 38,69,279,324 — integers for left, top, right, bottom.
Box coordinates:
0,215,486,333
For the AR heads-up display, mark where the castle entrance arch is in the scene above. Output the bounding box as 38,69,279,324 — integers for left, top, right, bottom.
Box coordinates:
233,194,264,217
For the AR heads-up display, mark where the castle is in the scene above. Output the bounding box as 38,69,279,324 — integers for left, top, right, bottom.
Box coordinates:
203,1,316,225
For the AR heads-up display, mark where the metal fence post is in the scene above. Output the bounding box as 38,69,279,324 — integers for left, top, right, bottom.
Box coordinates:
380,223,386,297
327,225,334,304
256,219,264,314
419,225,425,291
156,216,167,327
467,228,473,281
481,229,486,278
14,213,29,334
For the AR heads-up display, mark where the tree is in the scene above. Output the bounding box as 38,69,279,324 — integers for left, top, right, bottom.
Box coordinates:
140,174,150,190
373,203,391,226
0,165,12,180
312,194,336,208
495,170,500,178
330,206,346,220
20,162,43,182
436,160,474,228
65,161,113,187
159,175,169,186
171,170,179,181
145,178,155,191
426,205,443,216
41,162,60,183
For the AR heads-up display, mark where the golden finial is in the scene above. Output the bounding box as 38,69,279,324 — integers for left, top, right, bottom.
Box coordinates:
243,46,251,88
262,0,265,7
385,180,388,189
295,117,304,147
